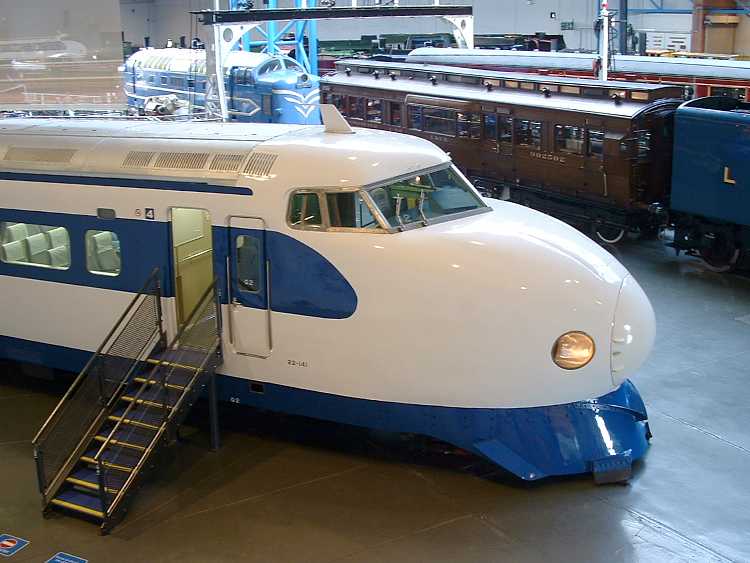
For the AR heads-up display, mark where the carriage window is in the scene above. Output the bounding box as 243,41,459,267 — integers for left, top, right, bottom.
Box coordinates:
635,130,652,158
349,97,365,120
408,105,423,130
555,125,585,154
86,230,121,276
388,101,403,127
288,192,323,229
326,192,380,230
457,112,481,139
236,236,261,293
187,79,195,88
424,107,456,136
588,130,604,158
710,86,746,101
160,76,167,85
514,120,542,148
0,222,71,270
330,94,347,114
483,114,497,144
366,99,383,123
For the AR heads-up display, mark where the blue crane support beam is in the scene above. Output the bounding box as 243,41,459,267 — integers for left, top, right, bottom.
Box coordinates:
192,5,473,25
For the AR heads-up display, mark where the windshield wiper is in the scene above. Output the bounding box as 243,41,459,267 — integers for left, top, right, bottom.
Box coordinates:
394,194,405,229
417,190,429,226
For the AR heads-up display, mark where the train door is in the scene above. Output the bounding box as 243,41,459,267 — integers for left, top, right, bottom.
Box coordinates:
227,217,272,357
170,208,214,329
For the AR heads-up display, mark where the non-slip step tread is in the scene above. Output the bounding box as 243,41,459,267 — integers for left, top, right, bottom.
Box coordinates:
67,466,128,492
95,422,156,450
149,348,208,368
109,404,165,429
122,382,182,408
82,445,142,472
52,489,104,518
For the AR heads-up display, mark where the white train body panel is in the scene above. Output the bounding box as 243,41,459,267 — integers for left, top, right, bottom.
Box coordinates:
0,118,655,480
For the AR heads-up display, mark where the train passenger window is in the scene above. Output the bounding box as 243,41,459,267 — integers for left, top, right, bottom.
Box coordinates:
85,230,121,276
560,86,580,95
588,130,604,158
236,236,260,293
187,79,195,89
483,114,497,147
457,113,481,139
555,125,585,154
388,102,403,127
349,97,366,120
408,105,423,130
710,86,746,101
288,192,323,229
161,76,167,86
498,117,513,153
423,107,456,136
326,192,380,230
367,99,383,123
514,120,542,149
330,94,347,114
0,222,70,270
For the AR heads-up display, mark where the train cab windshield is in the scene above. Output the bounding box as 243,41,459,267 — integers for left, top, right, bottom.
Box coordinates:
367,165,488,229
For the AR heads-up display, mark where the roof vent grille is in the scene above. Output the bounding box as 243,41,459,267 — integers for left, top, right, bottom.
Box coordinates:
153,152,210,170
209,153,246,172
243,152,278,178
4,147,76,163
122,151,155,168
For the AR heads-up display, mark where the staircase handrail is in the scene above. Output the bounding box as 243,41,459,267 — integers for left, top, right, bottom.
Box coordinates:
101,278,221,520
31,268,163,446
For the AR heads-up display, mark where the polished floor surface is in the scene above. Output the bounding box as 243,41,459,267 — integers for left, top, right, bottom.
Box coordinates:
2,239,749,563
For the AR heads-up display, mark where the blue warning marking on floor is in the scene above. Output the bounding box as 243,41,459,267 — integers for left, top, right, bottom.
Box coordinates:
0,534,30,557
46,553,88,563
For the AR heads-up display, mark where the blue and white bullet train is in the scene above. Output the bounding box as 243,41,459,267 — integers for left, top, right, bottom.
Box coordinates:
0,112,655,482
123,48,321,124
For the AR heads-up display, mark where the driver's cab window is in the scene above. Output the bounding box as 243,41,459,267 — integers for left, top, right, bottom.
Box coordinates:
259,60,282,75
326,192,379,230
289,192,322,229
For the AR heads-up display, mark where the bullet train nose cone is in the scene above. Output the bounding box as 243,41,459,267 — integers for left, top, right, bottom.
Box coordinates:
610,274,656,386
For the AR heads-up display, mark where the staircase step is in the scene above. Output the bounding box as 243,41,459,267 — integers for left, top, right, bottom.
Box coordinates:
109,404,165,430
94,422,157,452
133,372,191,390
149,348,207,369
121,382,182,409
51,489,104,519
81,446,143,473
66,467,127,494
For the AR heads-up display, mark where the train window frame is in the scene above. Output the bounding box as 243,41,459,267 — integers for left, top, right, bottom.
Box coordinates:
366,99,383,124
560,85,580,95
554,125,585,155
514,119,543,149
0,222,71,270
388,101,403,128
408,104,423,130
422,106,457,137
630,91,649,101
588,130,605,158
324,190,386,233
287,191,325,231
348,96,366,120
85,230,122,277
457,112,481,140
235,235,261,294
160,76,167,86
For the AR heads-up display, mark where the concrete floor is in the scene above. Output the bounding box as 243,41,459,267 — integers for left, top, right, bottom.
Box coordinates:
2,238,750,563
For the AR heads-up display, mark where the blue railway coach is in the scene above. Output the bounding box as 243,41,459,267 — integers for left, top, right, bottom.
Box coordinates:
671,97,750,271
123,48,321,124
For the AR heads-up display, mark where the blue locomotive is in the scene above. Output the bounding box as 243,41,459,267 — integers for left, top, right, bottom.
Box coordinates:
670,97,750,271
122,48,321,124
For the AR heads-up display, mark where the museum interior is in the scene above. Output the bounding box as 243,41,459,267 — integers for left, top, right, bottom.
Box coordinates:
0,1,749,561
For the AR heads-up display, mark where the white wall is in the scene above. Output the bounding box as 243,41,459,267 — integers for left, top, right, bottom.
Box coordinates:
119,0,700,53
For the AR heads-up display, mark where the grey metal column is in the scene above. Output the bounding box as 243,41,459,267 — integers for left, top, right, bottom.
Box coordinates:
619,0,629,54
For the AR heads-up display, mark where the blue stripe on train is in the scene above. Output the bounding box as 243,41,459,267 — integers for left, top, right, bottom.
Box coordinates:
0,208,173,295
1,335,650,481
0,172,253,196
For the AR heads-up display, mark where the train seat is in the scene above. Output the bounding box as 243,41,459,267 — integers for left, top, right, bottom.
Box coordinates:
46,227,69,248
46,245,70,269
3,222,29,243
1,240,29,263
91,231,120,273
26,232,51,265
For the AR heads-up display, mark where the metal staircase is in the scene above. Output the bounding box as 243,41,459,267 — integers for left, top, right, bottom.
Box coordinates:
32,271,222,534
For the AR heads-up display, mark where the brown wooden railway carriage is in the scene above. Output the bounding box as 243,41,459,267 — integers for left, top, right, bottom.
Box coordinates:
321,60,683,242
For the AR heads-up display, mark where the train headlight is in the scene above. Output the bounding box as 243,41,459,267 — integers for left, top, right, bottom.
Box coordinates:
552,331,595,370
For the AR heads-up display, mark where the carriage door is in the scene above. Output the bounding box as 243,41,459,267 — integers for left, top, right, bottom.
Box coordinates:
171,208,214,329
227,217,272,357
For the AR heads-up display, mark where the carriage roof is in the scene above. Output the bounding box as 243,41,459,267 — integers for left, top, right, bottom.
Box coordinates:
128,48,275,74
324,60,678,119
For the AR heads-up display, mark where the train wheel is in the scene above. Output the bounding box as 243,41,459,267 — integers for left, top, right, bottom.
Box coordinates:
594,225,626,245
699,236,740,273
